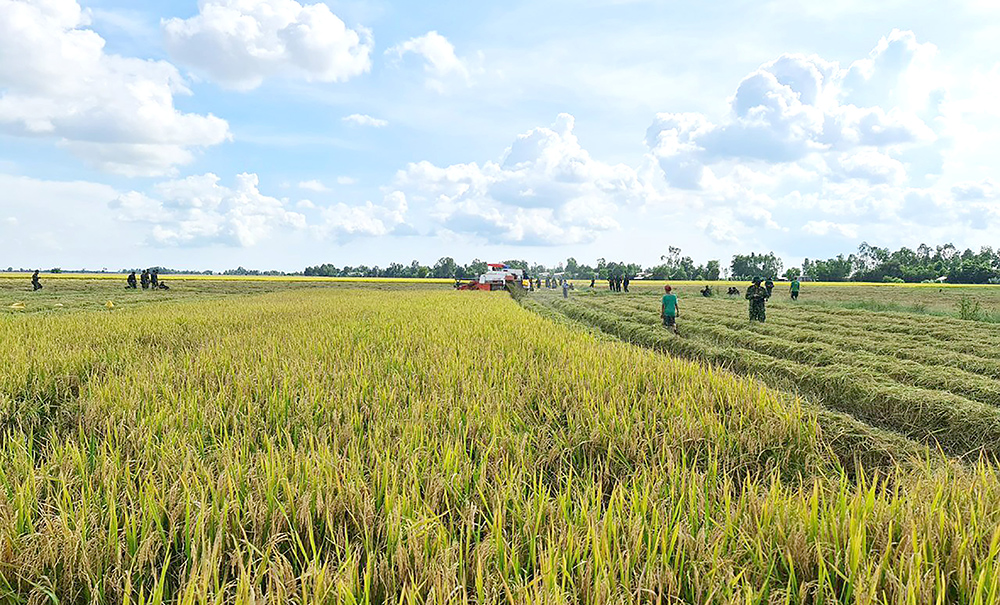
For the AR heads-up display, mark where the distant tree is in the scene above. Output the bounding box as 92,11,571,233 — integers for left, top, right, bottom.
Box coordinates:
704,260,721,281
466,259,488,277
729,252,783,281
432,257,458,279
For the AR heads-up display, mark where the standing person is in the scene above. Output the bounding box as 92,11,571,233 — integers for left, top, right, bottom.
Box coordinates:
661,285,679,335
126,271,137,289
562,280,569,298
590,276,596,288
746,277,769,322
150,270,159,289
140,269,150,290
31,270,42,291
623,275,630,292
790,277,801,300
765,278,775,298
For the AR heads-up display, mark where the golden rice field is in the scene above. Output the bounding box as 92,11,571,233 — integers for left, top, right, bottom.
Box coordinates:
4,278,1000,603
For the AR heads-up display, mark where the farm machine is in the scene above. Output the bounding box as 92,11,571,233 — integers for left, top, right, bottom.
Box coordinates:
456,263,528,292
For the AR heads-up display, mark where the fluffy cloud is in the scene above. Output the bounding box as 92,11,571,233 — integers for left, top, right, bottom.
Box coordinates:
641,29,961,246
0,0,230,176
110,173,306,246
952,179,999,202
316,191,409,239
110,172,409,246
386,31,479,91
343,114,388,127
646,30,941,187
390,113,643,245
163,0,372,91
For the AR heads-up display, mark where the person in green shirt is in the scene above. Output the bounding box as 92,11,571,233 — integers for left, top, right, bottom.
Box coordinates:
661,285,679,335
790,278,801,300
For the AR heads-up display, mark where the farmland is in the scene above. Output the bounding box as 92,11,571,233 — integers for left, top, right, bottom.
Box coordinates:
531,283,1000,459
3,278,1000,602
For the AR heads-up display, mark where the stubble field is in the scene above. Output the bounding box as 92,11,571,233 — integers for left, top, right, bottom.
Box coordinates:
3,277,1000,603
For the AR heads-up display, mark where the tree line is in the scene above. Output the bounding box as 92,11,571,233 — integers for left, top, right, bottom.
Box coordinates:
14,241,993,283
304,242,1000,284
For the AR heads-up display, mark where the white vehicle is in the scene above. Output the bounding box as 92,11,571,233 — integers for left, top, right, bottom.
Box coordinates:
457,263,527,291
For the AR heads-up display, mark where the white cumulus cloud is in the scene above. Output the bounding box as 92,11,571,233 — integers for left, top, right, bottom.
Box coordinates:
641,29,960,245
316,191,409,239
110,173,306,247
646,30,942,184
163,0,373,91
390,113,644,245
0,0,230,176
386,31,479,91
342,114,388,127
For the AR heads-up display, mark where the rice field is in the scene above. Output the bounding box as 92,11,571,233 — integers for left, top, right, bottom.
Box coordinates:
531,284,1000,458
4,279,1000,603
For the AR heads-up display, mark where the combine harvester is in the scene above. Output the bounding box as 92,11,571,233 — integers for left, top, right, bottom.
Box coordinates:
456,263,528,292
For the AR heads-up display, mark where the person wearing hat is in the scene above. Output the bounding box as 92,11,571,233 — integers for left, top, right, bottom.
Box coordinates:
745,277,769,322
661,285,680,334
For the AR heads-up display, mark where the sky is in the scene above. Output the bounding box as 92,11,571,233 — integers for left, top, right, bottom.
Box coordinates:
1,0,1000,272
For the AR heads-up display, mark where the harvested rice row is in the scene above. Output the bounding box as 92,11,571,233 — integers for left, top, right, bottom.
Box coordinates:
545,296,1000,458
588,296,1000,404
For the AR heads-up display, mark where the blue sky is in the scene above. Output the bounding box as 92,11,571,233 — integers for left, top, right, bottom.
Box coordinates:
1,0,999,272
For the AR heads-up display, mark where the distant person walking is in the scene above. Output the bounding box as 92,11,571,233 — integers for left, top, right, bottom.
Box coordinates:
150,270,159,289
661,285,679,335
140,269,150,290
31,270,42,291
746,277,769,322
126,271,137,289
623,276,630,292
790,278,801,300
562,280,569,298
590,277,596,288
765,278,775,298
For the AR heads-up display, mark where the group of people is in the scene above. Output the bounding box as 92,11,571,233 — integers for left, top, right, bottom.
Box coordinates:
126,269,169,290
609,276,630,292
27,268,171,292
660,277,802,334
